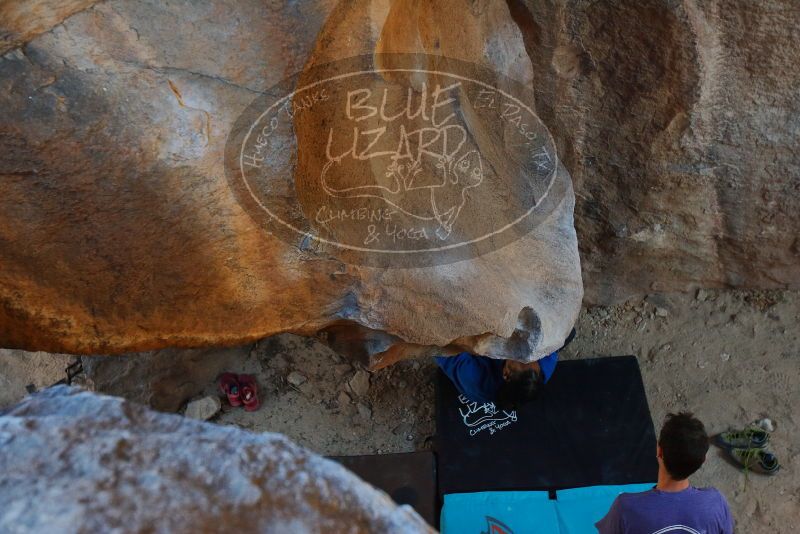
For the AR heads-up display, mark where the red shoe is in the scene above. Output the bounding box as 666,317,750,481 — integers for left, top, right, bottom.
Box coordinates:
218,373,242,407
238,374,260,412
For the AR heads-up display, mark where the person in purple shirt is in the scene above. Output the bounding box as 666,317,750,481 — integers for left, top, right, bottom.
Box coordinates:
597,412,734,534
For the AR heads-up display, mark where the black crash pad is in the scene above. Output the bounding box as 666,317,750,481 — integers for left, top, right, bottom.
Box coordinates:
435,355,658,496
330,451,437,527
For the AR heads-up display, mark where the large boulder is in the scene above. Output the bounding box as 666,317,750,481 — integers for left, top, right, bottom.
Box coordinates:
2,0,797,359
0,0,582,364
0,386,432,533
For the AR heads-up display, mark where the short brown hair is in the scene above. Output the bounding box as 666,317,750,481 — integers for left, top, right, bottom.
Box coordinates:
495,369,543,410
659,412,709,480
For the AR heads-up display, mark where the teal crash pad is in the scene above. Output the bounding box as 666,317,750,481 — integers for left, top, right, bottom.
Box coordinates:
555,484,655,533
441,491,558,534
441,483,655,534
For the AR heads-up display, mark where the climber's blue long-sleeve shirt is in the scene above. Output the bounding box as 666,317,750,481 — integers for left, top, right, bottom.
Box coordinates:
435,352,558,404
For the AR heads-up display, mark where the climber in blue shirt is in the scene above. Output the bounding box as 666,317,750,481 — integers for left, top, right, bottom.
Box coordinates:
436,351,557,409
436,329,573,410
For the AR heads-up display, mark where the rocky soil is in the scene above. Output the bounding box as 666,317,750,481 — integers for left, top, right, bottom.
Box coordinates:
2,288,798,532
207,289,800,534
205,334,438,455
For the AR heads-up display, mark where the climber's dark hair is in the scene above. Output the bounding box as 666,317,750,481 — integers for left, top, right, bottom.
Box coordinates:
659,412,709,480
495,368,543,410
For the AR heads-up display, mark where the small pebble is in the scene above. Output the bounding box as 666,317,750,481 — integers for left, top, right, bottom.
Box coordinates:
655,307,669,317
348,370,371,397
184,396,221,421
287,371,307,386
720,353,731,362
755,418,775,432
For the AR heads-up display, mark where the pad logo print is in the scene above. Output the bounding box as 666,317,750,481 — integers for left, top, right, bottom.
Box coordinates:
483,516,514,534
457,394,517,437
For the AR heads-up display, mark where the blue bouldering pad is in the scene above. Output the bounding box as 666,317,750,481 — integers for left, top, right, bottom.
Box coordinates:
555,484,655,533
441,491,558,534
441,483,656,534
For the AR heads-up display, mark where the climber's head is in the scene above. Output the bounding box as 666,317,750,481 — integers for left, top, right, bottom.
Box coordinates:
657,412,709,481
496,359,544,410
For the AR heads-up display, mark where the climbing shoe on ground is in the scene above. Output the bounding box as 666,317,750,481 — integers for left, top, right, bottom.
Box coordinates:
218,372,242,407
713,426,770,450
728,447,780,476
238,374,261,412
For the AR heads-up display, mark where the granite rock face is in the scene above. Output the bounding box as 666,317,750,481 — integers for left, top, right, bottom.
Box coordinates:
512,0,800,302
0,0,347,355
2,0,798,361
0,0,582,364
0,386,432,533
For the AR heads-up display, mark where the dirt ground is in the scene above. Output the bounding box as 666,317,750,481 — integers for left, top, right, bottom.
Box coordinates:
1,289,798,532
566,290,799,534
0,349,75,408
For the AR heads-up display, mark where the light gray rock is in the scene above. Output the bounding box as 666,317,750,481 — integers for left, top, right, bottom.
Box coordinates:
755,417,775,433
348,370,371,398
696,289,712,302
184,395,221,420
0,387,432,533
287,371,307,387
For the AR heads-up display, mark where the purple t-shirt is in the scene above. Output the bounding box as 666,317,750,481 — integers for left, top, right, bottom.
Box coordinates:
596,486,734,534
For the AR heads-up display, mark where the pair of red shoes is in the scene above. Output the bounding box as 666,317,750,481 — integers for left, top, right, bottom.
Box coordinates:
218,373,260,411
